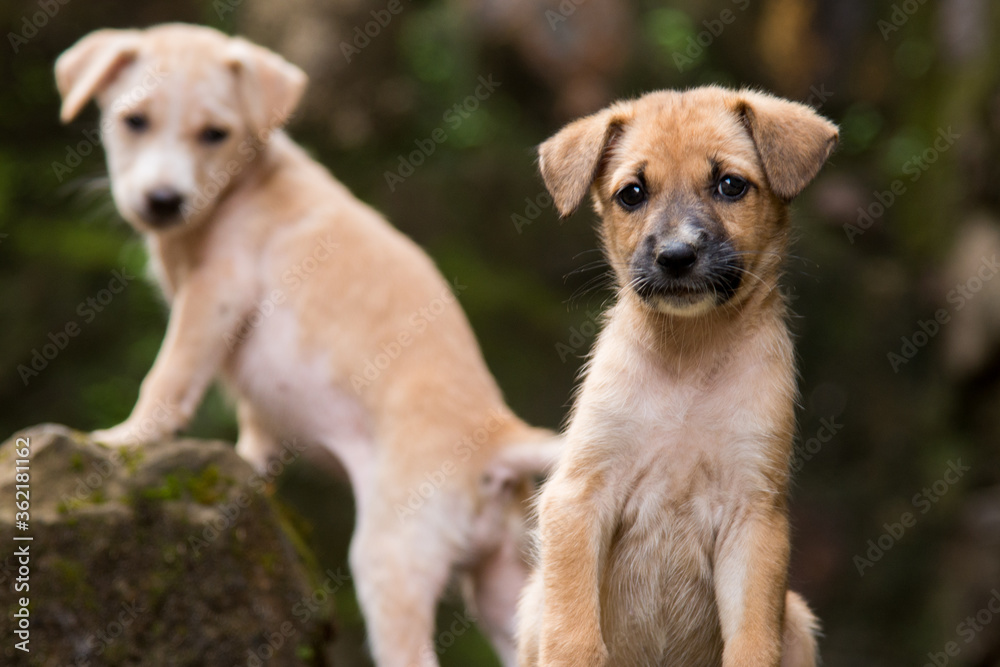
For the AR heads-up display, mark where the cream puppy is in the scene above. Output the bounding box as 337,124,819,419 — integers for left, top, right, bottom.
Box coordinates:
518,87,838,666
55,23,558,667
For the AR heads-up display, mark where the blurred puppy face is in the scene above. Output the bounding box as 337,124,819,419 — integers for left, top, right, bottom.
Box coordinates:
56,25,306,233
99,53,248,230
540,87,839,316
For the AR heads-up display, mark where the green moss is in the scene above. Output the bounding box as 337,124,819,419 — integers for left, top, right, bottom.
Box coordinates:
272,497,320,575
54,559,85,585
103,640,130,662
186,465,230,505
51,557,97,608
70,452,85,472
137,465,232,505
147,579,168,604
120,447,145,474
140,474,185,501
258,552,277,574
149,620,166,640
57,489,106,513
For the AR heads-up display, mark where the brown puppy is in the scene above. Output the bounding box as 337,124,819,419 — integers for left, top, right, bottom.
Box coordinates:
55,24,559,667
517,87,837,666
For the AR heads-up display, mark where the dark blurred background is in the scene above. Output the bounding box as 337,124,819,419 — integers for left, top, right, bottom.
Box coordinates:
2,0,999,665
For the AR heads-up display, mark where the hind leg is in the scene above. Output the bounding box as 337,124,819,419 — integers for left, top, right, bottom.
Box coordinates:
463,529,528,667
349,491,457,667
781,591,819,667
234,402,279,475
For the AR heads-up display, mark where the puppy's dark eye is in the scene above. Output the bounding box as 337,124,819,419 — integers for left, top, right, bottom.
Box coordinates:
199,127,230,145
616,183,646,210
123,113,148,133
717,175,749,200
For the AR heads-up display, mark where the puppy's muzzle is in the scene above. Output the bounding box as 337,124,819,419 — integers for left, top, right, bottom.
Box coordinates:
632,231,743,310
143,187,185,227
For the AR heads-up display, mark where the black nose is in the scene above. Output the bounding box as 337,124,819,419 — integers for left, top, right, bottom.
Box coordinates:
146,187,184,220
655,242,699,276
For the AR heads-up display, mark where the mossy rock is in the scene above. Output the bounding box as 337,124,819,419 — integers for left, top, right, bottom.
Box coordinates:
0,425,334,666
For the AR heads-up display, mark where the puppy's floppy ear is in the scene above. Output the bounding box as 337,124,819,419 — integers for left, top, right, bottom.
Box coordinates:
226,38,307,137
735,90,839,200
55,29,141,123
538,105,630,217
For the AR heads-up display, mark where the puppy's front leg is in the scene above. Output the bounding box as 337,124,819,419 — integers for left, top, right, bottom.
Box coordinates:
715,505,791,667
93,271,251,446
536,467,615,667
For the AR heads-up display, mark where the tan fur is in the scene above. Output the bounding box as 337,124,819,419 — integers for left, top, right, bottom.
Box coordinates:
55,24,561,667
518,87,837,667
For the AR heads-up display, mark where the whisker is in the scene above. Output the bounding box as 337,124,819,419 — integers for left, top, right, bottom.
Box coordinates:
729,249,814,267
570,248,605,261
727,265,778,297
566,270,615,305
563,260,609,279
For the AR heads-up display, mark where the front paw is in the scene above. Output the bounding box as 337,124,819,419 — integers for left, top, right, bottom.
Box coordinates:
91,398,183,447
91,422,160,447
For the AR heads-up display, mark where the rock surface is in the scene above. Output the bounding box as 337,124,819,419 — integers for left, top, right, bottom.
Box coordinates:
0,425,334,666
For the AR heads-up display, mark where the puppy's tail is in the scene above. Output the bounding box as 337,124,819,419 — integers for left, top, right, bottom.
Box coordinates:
478,428,563,509
782,590,820,667
494,430,564,478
